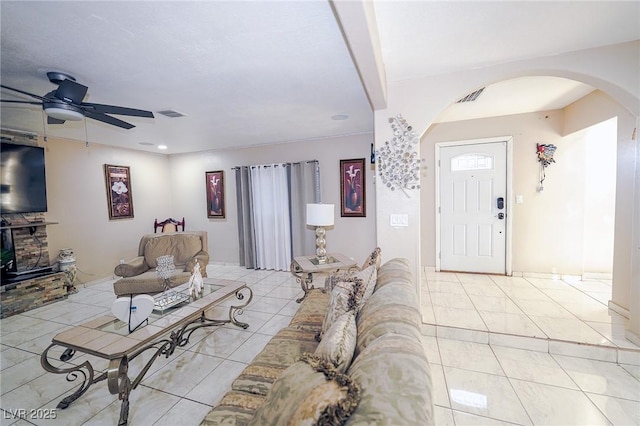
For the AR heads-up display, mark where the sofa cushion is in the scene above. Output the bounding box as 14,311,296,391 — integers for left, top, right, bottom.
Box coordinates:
355,258,421,356
144,233,203,269
346,334,433,426
249,353,361,426
232,327,319,396
201,390,266,426
314,311,357,373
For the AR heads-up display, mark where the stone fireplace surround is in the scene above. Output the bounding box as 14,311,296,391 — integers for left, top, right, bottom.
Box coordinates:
1,212,67,318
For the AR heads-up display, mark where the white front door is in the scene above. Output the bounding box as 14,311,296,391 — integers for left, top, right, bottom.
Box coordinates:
439,141,507,274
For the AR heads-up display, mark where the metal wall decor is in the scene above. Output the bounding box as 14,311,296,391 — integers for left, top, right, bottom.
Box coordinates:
376,114,423,196
536,143,557,191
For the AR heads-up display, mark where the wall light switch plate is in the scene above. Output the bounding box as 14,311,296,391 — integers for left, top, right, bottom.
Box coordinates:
515,195,524,204
390,213,409,227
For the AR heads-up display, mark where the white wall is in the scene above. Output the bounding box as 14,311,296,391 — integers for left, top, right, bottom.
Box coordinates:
169,133,376,265
44,138,172,279
43,133,376,279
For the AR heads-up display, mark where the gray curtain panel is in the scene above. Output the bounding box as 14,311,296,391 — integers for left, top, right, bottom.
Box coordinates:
235,166,256,268
289,161,320,258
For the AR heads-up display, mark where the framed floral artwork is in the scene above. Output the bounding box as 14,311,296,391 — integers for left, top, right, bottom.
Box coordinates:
104,164,134,220
206,170,225,218
340,158,366,217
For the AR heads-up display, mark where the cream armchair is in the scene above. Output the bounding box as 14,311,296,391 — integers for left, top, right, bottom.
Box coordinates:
113,231,209,296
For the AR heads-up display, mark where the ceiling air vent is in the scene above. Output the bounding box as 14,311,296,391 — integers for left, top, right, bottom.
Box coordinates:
157,109,185,118
456,87,485,103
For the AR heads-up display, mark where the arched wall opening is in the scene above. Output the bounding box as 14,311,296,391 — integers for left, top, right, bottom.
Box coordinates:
417,72,637,323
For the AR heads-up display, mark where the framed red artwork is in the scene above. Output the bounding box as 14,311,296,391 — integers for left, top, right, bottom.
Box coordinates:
340,158,366,217
206,171,225,218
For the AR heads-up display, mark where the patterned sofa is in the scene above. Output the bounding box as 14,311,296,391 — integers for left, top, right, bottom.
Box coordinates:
201,257,434,425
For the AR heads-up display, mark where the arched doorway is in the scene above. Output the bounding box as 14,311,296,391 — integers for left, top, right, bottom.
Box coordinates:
418,75,631,349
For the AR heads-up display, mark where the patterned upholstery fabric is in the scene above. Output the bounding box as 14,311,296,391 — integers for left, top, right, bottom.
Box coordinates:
288,289,330,332
352,265,377,311
249,354,361,426
359,247,382,271
346,334,433,425
319,277,363,340
355,259,421,357
314,311,357,373
232,327,320,396
200,257,434,426
201,391,266,426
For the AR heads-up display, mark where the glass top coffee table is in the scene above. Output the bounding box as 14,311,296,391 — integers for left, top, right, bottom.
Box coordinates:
40,278,252,426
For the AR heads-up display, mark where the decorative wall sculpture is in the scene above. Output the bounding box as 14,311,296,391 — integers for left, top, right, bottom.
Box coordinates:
536,143,557,191
376,114,423,197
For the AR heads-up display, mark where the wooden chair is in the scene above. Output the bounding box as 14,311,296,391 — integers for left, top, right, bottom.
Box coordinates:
153,217,185,233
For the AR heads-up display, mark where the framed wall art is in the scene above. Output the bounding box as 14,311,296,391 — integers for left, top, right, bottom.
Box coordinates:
206,170,225,218
104,164,134,220
340,158,366,217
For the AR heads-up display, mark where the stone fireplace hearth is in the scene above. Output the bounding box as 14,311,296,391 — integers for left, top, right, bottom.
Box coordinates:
1,212,68,318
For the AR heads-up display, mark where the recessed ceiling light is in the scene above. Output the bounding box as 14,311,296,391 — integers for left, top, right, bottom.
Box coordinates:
158,145,168,150
331,114,349,121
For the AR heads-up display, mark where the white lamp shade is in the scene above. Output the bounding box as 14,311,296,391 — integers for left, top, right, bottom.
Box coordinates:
306,203,334,226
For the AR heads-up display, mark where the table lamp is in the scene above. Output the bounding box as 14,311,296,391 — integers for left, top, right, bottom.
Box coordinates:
306,203,334,264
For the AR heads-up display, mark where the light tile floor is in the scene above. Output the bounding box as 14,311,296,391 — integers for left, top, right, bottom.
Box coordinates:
0,265,638,425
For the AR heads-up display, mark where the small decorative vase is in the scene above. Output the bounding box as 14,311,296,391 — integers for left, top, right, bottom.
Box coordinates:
349,188,359,210
58,248,76,272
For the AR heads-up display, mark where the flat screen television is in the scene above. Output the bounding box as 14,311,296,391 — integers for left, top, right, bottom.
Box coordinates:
0,142,48,214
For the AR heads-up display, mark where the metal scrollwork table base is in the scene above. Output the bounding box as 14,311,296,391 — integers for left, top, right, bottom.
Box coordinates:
290,253,357,303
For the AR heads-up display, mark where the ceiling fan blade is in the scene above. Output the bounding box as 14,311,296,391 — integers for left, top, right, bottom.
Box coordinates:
84,111,135,129
0,99,42,105
81,102,154,118
47,116,66,125
1,84,48,102
54,79,88,104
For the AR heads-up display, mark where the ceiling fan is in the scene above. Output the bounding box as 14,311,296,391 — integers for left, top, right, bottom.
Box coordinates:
0,71,154,129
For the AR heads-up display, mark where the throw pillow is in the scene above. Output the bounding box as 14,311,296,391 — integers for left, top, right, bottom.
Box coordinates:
318,276,363,340
314,311,357,373
353,265,377,311
360,247,382,271
248,353,361,426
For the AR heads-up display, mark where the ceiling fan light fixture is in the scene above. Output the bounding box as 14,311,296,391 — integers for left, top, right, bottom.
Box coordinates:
43,102,84,121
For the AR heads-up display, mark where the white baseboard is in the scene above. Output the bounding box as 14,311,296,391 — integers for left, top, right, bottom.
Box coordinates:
608,300,630,319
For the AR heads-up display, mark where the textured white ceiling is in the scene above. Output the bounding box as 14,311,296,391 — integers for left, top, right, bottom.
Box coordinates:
1,1,638,154
373,1,640,82
1,1,371,154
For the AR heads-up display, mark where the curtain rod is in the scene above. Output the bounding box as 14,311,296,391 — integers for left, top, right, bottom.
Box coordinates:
231,160,318,171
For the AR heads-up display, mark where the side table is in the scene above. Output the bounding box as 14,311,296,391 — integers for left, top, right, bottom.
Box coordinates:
290,253,357,303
